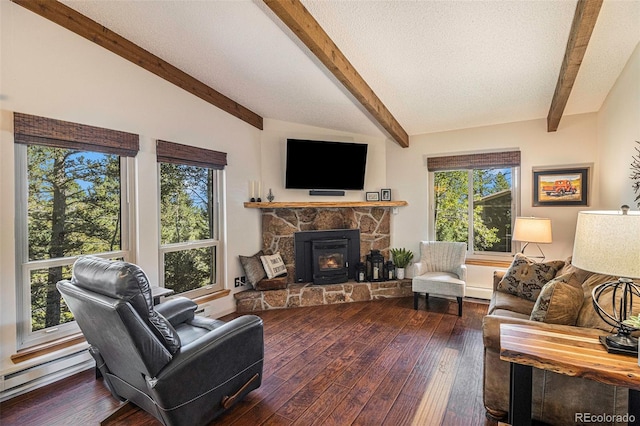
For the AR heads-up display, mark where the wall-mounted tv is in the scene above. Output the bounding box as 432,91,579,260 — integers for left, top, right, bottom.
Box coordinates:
285,139,368,191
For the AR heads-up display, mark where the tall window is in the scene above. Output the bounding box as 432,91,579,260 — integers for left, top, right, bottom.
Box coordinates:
14,113,138,349
157,140,226,297
428,151,520,255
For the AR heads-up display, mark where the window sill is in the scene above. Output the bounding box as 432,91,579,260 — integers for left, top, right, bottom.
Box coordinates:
11,289,232,364
11,333,87,364
465,258,512,268
194,289,231,305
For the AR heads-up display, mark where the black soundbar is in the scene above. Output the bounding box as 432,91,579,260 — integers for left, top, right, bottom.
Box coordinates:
309,190,345,196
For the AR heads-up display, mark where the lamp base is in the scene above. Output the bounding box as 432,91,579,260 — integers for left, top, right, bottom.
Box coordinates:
599,335,639,355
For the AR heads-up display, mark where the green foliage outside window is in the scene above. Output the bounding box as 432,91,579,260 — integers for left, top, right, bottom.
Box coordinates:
434,168,512,252
27,146,121,332
160,163,216,294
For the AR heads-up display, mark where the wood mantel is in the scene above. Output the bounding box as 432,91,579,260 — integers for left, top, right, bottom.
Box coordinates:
243,201,408,209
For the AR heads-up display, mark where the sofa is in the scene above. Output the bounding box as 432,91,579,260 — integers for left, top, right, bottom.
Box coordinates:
482,254,631,425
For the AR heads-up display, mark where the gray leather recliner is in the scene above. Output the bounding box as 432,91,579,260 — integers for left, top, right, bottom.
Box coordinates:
57,256,264,426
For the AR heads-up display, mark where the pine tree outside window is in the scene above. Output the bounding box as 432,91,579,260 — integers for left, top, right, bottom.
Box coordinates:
428,151,520,256
157,140,226,297
14,113,137,349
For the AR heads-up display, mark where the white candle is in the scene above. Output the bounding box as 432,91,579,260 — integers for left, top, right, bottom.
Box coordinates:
249,181,254,198
257,181,262,198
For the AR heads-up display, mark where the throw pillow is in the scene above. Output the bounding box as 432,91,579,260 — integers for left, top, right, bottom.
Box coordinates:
496,253,564,301
260,252,287,279
239,250,266,288
530,273,584,325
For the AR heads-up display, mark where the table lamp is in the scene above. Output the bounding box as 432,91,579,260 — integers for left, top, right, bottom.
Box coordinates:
572,206,640,353
512,217,552,261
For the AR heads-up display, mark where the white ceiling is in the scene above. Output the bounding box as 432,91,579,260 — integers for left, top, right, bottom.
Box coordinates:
62,0,640,139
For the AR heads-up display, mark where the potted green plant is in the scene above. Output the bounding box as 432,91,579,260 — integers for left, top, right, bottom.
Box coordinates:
390,248,414,279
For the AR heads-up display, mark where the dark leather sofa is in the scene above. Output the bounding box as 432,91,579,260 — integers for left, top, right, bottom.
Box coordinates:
57,256,264,426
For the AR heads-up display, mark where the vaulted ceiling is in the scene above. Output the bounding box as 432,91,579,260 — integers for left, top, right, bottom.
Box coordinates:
18,0,640,145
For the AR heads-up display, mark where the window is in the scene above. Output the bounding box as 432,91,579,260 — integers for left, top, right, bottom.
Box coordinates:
157,140,226,297
14,113,138,349
428,151,520,255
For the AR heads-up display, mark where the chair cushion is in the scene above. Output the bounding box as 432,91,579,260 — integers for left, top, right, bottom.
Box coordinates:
488,290,536,316
530,273,584,325
496,253,564,302
412,272,465,297
576,273,622,332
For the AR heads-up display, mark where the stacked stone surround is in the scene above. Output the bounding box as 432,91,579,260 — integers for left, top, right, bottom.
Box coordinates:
235,279,412,313
234,206,406,312
260,206,392,283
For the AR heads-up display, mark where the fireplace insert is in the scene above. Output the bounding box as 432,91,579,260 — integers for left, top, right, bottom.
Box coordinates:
293,229,360,284
312,239,349,284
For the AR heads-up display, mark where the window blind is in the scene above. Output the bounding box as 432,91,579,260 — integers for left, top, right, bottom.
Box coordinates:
13,112,139,157
427,151,520,171
156,139,227,169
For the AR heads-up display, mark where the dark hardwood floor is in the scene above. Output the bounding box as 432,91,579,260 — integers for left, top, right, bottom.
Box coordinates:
0,296,498,426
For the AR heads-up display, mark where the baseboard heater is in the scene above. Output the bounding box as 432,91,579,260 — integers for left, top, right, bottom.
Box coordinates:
309,190,345,196
0,349,92,401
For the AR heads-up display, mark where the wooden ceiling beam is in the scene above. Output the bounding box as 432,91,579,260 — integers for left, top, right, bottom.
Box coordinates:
547,0,603,132
263,0,409,148
11,0,263,130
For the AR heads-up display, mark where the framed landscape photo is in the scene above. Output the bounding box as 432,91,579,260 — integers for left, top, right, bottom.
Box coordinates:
381,188,391,201
532,166,590,206
366,191,380,201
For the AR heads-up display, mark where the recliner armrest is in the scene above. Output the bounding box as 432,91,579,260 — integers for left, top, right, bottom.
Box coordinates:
148,315,264,410
154,297,197,326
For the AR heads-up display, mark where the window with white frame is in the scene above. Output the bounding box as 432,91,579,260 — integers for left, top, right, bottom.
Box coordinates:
428,151,520,255
157,140,225,297
14,113,137,349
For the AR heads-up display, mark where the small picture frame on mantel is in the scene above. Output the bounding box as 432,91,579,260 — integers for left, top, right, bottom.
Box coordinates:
381,188,391,201
366,191,380,201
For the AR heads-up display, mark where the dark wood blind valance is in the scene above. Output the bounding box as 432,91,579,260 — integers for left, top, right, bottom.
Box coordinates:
156,140,227,169
427,151,520,171
13,112,139,157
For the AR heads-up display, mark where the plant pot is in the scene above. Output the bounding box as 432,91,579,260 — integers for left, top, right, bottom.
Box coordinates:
396,268,405,280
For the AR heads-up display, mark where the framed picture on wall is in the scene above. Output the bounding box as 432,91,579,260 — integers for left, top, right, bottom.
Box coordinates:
532,166,590,206
381,188,392,201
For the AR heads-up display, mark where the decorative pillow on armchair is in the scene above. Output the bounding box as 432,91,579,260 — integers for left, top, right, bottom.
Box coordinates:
239,250,266,288
530,273,584,325
496,253,564,301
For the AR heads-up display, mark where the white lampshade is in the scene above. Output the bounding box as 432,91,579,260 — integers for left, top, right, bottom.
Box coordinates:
512,217,552,244
572,210,640,278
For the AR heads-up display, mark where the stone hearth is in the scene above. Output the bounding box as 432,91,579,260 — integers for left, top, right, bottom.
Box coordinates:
261,207,392,283
234,279,412,313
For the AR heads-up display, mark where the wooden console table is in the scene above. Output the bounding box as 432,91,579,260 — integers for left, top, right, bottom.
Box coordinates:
500,324,640,426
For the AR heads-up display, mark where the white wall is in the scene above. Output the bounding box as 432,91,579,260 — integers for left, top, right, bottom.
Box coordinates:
0,1,264,384
259,118,388,202
597,42,640,209
1,0,638,400
0,2,391,395
387,113,600,298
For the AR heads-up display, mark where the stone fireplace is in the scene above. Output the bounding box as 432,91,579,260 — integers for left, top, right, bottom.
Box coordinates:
260,206,392,283
235,203,411,313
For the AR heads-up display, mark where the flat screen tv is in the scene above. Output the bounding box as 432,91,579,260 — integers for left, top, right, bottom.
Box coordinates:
285,139,368,191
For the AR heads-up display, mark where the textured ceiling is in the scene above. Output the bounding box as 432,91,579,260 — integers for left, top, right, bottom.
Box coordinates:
61,0,640,138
